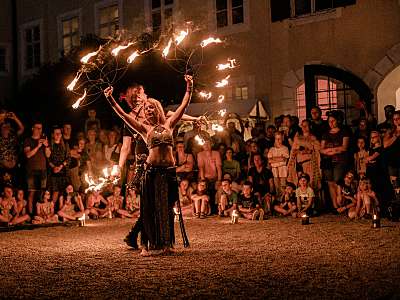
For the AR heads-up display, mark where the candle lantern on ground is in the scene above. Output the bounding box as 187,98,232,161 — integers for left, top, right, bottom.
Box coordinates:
302,214,310,225
372,214,381,228
231,210,239,224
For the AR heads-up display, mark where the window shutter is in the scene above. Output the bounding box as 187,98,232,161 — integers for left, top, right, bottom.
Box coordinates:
270,0,291,22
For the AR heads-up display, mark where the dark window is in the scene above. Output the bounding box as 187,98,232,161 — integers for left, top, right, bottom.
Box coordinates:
232,0,244,24
333,0,356,8
25,25,40,70
316,0,334,11
164,0,173,5
295,0,312,16
152,0,161,9
216,0,228,28
216,0,227,10
0,48,7,72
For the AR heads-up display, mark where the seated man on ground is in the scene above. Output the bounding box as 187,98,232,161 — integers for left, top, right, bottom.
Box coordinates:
218,178,238,217
237,181,264,220
191,179,210,219
336,170,358,218
32,190,58,224
272,182,297,217
125,187,140,218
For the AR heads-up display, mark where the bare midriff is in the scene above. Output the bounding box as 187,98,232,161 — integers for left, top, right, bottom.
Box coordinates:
147,145,175,167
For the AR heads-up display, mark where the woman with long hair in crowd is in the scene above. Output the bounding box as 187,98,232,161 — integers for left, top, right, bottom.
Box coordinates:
32,190,58,224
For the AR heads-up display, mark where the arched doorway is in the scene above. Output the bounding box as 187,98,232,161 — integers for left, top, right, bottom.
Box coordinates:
376,64,400,122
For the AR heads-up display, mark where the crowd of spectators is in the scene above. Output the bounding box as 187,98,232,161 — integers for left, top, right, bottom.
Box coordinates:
0,102,399,227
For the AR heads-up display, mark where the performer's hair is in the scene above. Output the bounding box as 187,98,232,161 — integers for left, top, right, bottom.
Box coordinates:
126,82,143,92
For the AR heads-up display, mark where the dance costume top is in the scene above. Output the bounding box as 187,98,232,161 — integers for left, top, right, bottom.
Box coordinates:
148,125,174,149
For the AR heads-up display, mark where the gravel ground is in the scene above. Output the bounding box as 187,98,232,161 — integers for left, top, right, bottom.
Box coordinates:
1,215,400,299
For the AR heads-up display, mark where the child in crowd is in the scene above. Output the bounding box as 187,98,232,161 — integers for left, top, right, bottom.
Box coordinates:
268,131,289,197
58,185,85,222
295,173,315,217
191,180,210,219
32,190,58,224
272,182,297,217
237,181,264,220
0,186,30,225
217,178,238,217
355,177,380,219
354,137,368,178
85,190,107,219
336,170,357,217
177,179,194,217
15,189,29,219
125,187,140,217
102,185,132,218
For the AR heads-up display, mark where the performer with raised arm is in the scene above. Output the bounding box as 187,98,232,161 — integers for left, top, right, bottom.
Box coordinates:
104,75,193,256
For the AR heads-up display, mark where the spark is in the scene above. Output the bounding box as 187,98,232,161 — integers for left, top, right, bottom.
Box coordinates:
80,46,101,64
175,29,188,45
195,135,205,146
212,124,224,132
216,58,237,71
162,39,173,58
72,89,87,109
200,37,222,48
111,42,134,56
218,95,225,103
127,50,140,64
199,91,212,100
216,75,230,88
67,72,82,91
111,165,119,176
218,109,227,117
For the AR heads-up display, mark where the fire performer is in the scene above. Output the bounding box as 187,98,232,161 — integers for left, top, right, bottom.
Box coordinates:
104,75,193,255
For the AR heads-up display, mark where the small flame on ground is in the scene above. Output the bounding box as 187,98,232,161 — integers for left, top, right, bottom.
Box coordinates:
162,39,173,58
127,51,140,64
195,135,205,146
67,72,82,91
218,95,225,103
111,42,134,56
72,89,87,109
103,168,109,178
175,29,188,45
218,109,227,117
216,75,230,88
212,124,224,132
199,91,212,100
200,37,222,48
217,58,237,71
81,46,101,64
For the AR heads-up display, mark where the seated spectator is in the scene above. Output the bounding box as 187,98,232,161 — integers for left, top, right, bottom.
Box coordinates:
222,147,241,182
268,131,289,197
191,179,210,219
102,185,132,218
355,177,380,219
58,185,85,222
0,185,30,225
336,170,357,216
175,140,194,182
354,137,368,178
217,178,238,217
32,190,58,224
272,182,297,217
295,173,316,217
177,179,193,217
15,189,28,217
125,187,140,217
237,181,263,220
85,190,105,219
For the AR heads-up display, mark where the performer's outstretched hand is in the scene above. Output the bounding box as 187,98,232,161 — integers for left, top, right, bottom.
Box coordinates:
184,75,193,88
104,86,114,98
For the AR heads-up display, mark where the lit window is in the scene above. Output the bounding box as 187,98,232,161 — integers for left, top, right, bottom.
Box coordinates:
0,47,6,72
235,86,248,100
216,0,244,28
151,0,174,38
61,17,79,54
98,5,119,38
25,25,41,70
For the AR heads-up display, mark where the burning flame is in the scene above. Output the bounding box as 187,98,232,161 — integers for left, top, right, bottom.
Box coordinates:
199,91,212,100
162,39,173,58
217,58,237,71
216,75,230,88
103,168,109,178
111,165,119,177
175,29,188,45
200,37,222,48
212,124,224,132
72,89,87,109
81,46,101,64
67,72,82,91
127,50,140,64
111,42,134,56
195,135,205,146
218,95,225,103
373,214,377,220
218,109,227,117
302,214,308,218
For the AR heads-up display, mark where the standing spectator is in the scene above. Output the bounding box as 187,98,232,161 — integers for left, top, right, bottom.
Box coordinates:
69,138,92,193
353,118,370,142
264,125,276,150
383,110,400,189
310,106,329,141
86,129,105,178
354,137,368,178
104,129,121,168
48,126,70,204
197,139,222,212
268,132,289,197
377,105,395,134
184,121,210,157
84,108,101,133
320,112,350,211
222,147,241,183
24,122,51,215
62,122,73,149
175,140,194,182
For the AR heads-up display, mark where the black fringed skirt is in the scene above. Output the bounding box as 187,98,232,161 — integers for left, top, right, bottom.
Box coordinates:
141,166,178,250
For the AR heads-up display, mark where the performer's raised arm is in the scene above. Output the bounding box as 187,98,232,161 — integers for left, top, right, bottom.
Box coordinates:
104,87,147,136
166,75,193,129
